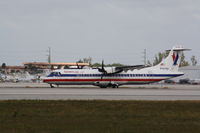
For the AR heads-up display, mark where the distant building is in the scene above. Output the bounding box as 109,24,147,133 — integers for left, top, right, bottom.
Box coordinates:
0,66,25,73
174,65,200,81
23,62,90,69
0,62,90,74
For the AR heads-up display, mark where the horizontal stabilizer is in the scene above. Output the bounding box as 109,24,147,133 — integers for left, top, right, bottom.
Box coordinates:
166,46,191,51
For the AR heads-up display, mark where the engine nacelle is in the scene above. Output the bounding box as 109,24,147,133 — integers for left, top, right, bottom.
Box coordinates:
104,67,115,74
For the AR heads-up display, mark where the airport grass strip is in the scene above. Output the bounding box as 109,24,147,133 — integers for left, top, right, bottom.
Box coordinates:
0,100,200,133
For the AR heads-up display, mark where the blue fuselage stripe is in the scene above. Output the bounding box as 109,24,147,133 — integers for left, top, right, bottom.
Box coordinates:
48,74,183,77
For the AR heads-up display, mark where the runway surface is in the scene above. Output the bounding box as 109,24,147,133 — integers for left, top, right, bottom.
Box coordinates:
0,83,200,100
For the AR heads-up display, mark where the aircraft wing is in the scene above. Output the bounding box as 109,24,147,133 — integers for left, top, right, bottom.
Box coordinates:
101,65,149,75
115,65,147,72
98,60,150,75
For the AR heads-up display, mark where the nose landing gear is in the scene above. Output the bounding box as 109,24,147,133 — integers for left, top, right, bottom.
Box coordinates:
50,84,55,88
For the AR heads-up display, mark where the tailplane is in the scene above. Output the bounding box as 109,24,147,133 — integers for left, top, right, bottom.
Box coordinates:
154,46,190,72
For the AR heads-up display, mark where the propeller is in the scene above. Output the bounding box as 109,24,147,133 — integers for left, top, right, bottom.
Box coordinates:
98,60,107,73
98,60,107,80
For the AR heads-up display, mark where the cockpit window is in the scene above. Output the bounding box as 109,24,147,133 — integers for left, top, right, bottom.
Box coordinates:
48,72,61,77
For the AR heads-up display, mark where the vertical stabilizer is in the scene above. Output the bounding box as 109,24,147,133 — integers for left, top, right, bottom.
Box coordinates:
155,46,190,72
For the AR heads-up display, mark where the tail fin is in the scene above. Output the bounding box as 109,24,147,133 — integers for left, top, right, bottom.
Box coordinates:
155,46,190,72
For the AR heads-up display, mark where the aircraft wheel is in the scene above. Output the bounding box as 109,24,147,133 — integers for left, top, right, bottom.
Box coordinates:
50,84,54,88
112,84,118,88
100,85,107,88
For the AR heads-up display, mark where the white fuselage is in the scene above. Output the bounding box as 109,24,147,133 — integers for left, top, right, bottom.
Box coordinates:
43,66,183,87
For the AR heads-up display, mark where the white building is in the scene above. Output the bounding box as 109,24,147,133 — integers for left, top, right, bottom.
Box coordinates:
174,66,200,82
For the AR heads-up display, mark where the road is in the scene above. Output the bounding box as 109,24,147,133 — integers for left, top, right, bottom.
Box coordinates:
0,83,200,100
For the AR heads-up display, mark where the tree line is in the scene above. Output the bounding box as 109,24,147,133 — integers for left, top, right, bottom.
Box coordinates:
77,53,198,67
0,52,198,71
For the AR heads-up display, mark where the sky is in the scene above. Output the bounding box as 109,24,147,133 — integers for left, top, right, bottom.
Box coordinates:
0,0,200,66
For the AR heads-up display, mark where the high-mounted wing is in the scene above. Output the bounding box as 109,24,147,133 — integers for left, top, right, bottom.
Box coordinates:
98,61,150,75
115,65,148,72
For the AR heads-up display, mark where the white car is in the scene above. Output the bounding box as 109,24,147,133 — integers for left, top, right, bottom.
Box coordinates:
189,79,200,85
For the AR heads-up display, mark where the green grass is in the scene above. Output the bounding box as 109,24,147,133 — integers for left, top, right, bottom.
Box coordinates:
0,100,200,133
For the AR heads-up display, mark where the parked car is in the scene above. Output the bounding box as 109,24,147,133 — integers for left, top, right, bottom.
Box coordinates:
179,78,190,84
189,79,200,85
164,79,175,84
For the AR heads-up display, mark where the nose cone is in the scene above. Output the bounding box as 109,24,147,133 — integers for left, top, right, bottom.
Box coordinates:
42,76,50,83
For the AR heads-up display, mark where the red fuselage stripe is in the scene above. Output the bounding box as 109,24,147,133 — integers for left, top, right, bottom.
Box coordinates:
43,78,163,82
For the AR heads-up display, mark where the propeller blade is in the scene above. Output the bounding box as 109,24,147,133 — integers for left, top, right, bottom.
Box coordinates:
98,60,107,74
102,60,106,74
102,60,104,69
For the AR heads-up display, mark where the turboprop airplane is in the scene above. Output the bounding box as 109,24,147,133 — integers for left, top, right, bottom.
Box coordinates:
43,46,190,88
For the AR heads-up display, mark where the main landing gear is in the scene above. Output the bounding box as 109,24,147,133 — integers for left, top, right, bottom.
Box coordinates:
99,84,119,88
111,84,119,88
96,82,119,88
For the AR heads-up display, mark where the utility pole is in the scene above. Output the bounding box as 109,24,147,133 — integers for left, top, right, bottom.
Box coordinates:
143,49,146,66
47,47,51,63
